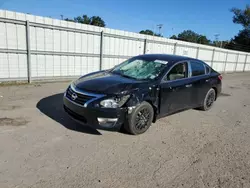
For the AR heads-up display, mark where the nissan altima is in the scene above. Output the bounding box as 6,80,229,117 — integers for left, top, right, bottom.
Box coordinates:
63,54,222,135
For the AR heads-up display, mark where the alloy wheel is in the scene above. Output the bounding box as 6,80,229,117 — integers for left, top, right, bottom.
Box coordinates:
206,91,215,108
135,108,151,130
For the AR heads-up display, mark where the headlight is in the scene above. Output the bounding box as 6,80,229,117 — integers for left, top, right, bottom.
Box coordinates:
100,95,130,108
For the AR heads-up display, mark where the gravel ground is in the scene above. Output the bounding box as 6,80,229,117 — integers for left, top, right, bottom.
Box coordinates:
1,73,250,188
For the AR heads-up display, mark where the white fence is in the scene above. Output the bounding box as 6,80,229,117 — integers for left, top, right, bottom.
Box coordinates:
0,10,250,83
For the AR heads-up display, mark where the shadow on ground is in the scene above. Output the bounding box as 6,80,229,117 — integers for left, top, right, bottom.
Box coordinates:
36,93,102,135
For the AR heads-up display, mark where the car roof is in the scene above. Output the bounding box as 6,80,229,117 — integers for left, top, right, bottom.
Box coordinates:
135,54,201,66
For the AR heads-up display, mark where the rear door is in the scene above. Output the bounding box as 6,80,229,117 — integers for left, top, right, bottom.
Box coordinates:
159,62,194,117
188,61,211,107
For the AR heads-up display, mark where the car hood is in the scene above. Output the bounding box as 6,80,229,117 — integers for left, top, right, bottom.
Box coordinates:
74,71,146,94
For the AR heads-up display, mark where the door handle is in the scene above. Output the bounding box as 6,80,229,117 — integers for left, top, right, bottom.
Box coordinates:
205,79,210,82
185,84,192,88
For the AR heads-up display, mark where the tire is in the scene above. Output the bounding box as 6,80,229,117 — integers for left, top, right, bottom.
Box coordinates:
124,101,154,135
200,88,216,111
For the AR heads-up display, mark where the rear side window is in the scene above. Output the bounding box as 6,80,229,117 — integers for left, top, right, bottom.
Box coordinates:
190,61,205,76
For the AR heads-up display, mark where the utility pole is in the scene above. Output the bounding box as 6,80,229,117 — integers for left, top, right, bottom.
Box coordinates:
157,24,163,36
169,28,174,38
214,33,220,47
152,24,155,36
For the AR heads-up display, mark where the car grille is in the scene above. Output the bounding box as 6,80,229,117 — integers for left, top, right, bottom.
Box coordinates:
66,86,95,106
64,105,87,123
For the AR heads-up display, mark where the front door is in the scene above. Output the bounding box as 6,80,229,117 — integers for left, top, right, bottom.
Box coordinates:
159,62,193,117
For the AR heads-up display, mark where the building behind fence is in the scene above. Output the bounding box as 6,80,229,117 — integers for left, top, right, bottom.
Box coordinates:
0,10,250,83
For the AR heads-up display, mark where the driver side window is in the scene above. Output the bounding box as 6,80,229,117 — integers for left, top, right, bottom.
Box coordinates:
164,62,188,81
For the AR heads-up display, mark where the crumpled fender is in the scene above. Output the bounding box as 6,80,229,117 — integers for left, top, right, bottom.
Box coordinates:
125,86,160,120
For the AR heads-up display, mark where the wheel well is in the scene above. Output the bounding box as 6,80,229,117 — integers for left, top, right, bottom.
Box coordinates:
212,87,217,100
145,100,157,123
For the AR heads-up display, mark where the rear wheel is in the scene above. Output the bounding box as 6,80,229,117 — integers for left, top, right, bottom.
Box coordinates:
124,102,154,135
200,88,216,111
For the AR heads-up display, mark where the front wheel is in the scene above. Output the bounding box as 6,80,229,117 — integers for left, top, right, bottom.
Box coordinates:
200,88,216,111
124,102,154,135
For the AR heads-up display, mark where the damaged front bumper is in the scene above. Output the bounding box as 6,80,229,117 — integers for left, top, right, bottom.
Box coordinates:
63,95,128,131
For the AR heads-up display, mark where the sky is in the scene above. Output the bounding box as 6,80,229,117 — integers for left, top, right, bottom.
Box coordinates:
0,0,248,41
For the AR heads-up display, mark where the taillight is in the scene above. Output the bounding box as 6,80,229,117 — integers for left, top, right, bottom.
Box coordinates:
218,75,222,80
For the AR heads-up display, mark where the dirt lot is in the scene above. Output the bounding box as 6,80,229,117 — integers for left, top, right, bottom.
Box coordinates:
1,73,250,188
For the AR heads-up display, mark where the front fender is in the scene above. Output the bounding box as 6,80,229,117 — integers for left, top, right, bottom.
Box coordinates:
125,86,160,120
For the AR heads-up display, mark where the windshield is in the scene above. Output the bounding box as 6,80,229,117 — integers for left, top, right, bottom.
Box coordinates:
111,58,167,80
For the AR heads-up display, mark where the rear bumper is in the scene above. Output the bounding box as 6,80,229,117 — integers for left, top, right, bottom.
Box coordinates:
63,94,126,131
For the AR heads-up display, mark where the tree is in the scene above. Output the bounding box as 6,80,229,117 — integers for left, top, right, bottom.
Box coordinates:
226,29,250,52
226,5,250,52
139,29,162,37
231,4,250,29
64,18,74,22
170,35,178,40
234,29,250,44
177,30,199,42
170,30,210,44
197,35,210,44
82,15,91,24
73,15,90,24
90,16,105,27
65,14,106,27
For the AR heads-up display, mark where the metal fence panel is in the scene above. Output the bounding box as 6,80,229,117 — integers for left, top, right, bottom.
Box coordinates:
175,45,197,58
245,64,250,71
198,48,213,62
214,51,227,62
227,53,237,63
225,62,235,72
239,54,246,63
212,62,221,72
236,63,245,71
0,9,250,82
147,42,175,54
17,25,26,50
0,53,9,78
247,55,250,64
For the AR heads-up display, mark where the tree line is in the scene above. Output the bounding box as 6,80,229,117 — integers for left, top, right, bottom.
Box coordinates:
65,4,249,52
65,14,106,27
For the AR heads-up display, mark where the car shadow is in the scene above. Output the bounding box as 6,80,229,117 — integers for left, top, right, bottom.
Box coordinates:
36,93,102,135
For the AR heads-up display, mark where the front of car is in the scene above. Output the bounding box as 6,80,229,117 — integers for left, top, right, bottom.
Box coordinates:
63,55,167,130
63,80,133,130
